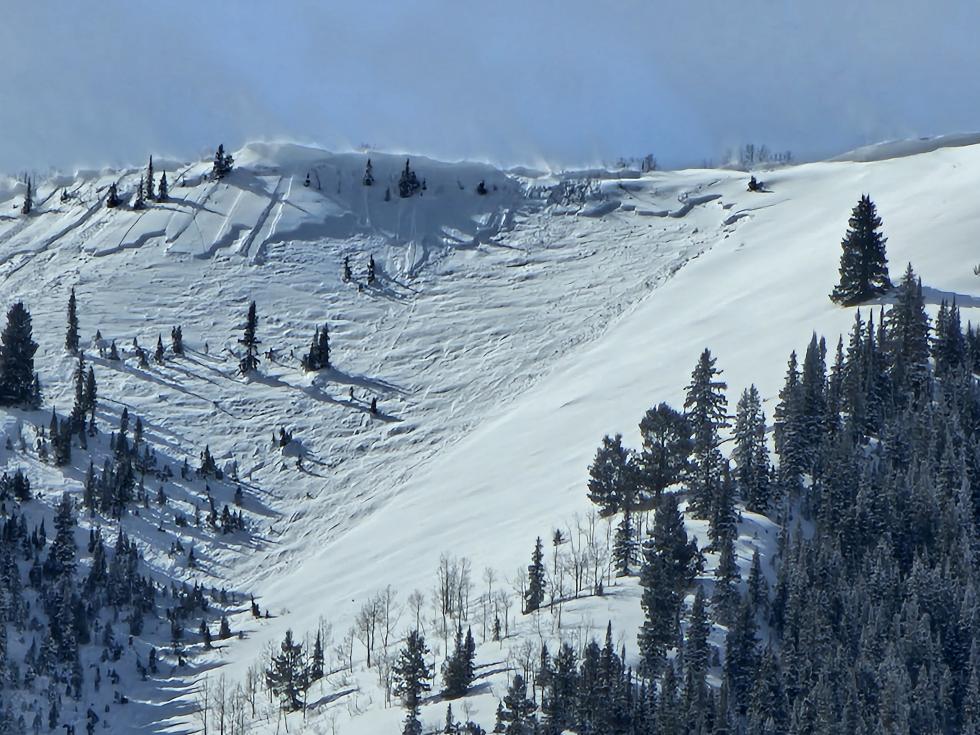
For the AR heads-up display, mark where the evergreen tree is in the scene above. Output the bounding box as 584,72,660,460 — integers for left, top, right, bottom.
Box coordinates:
830,194,892,305
399,159,421,198
799,334,828,465
157,171,168,202
637,402,693,498
106,182,119,208
310,630,324,681
393,630,433,735
712,534,741,627
211,144,234,180
733,385,771,513
0,302,40,407
885,263,930,393
238,301,260,375
65,287,79,354
500,674,537,734
638,494,699,674
685,586,711,681
684,349,728,519
724,598,759,711
265,629,308,711
363,158,374,186
21,176,32,215
155,334,164,363
146,156,154,200
171,325,183,355
524,537,546,613
44,492,77,579
302,324,330,371
70,352,88,434
133,176,146,210
367,254,376,284
612,510,638,576
342,255,352,283
586,433,634,515
934,298,967,377
442,625,476,698
774,350,806,492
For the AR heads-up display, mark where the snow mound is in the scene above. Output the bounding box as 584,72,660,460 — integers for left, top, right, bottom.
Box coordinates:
830,132,980,163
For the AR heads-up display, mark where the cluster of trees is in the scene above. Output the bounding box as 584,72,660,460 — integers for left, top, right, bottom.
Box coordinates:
212,144,234,180
567,260,980,733
301,324,330,372
399,159,423,199
0,289,264,731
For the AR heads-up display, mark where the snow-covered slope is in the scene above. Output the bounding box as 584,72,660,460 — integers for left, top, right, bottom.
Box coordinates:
2,139,979,733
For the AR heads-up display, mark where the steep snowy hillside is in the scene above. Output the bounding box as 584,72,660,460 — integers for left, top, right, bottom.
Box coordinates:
1,140,979,733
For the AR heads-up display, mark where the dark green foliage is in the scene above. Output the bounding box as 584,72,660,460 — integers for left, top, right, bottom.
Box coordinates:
934,298,968,377
684,349,728,520
638,494,700,675
238,301,260,375
612,510,638,576
524,537,546,613
211,144,234,180
133,177,146,210
0,302,40,407
637,402,693,497
499,674,536,734
157,171,168,202
171,325,183,355
146,156,154,200
586,433,635,515
398,159,421,198
302,323,330,371
393,629,433,731
310,629,324,681
442,625,476,698
885,264,930,393
265,629,309,711
830,194,892,305
733,385,771,513
66,288,79,354
21,176,33,215
711,534,740,627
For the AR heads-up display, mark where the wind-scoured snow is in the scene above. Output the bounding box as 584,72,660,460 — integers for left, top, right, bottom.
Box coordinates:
2,139,979,733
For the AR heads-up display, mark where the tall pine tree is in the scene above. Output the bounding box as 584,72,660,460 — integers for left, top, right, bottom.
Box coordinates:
830,194,892,305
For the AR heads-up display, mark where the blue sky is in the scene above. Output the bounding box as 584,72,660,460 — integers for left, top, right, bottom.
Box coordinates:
2,1,978,172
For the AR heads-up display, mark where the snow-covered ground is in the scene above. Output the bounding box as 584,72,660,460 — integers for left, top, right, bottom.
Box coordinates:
2,138,979,733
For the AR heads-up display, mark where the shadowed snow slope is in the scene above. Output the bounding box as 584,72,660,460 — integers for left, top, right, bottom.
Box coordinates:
2,140,979,733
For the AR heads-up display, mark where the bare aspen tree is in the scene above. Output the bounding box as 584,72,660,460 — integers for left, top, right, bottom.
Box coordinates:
407,589,425,633
244,664,259,718
214,673,228,735
455,556,473,620
195,675,210,735
334,626,356,673
482,567,497,642
495,589,513,637
378,585,402,657
355,594,382,667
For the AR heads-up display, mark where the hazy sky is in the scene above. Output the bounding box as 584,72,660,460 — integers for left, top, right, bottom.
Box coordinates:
3,1,979,172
